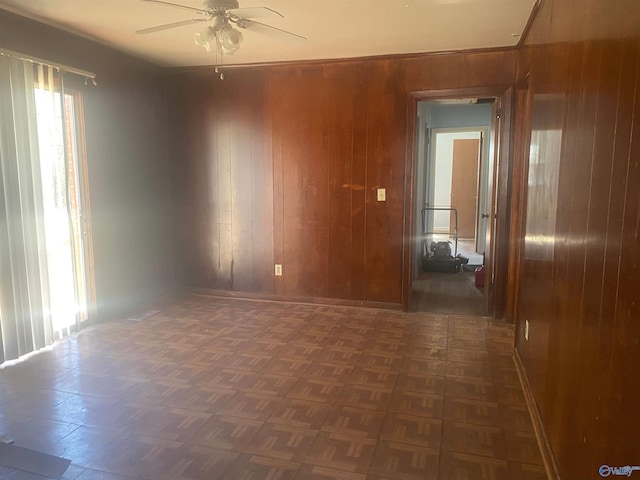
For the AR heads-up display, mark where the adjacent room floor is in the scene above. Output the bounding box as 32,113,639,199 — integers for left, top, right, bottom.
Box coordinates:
0,295,545,480
411,271,486,316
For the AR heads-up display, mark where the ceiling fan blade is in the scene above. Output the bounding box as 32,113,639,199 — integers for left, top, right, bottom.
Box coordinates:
227,7,283,19
236,19,306,43
141,0,209,16
136,18,208,34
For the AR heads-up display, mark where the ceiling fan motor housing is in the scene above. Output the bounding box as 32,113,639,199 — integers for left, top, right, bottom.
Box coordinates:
203,0,240,10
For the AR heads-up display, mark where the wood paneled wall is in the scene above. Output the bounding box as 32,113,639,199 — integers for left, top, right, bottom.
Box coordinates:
515,0,640,477
169,50,517,306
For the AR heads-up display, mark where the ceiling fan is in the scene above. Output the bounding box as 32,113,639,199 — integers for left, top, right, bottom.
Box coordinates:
136,0,306,56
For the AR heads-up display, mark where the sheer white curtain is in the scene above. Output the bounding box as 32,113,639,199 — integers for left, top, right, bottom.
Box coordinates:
0,56,61,363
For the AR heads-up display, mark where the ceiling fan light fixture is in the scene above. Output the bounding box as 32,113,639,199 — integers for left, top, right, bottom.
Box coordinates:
218,24,243,55
194,26,216,50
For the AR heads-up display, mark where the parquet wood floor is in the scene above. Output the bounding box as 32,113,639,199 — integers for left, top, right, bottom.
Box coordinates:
0,295,546,479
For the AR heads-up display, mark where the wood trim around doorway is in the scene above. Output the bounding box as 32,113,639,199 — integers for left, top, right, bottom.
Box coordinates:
402,86,514,317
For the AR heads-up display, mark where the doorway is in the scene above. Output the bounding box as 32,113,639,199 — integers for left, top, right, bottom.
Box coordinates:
33,85,94,334
410,98,495,316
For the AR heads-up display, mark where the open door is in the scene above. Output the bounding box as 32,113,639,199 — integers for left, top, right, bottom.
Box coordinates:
450,138,481,239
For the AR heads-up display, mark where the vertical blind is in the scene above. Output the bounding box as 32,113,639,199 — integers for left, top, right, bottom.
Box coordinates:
0,56,62,363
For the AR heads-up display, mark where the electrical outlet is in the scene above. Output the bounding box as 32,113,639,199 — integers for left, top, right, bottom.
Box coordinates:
525,320,529,341
377,188,386,202
274,264,282,276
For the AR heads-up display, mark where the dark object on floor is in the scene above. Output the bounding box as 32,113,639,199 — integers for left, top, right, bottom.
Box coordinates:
422,255,462,273
430,240,452,258
0,442,71,479
475,265,486,288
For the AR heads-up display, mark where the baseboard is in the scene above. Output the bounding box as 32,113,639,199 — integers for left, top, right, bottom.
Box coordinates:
186,287,404,311
513,348,561,480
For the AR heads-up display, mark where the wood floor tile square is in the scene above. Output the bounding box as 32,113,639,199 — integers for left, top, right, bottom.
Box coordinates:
303,361,355,382
189,414,263,451
406,333,448,347
49,426,125,469
445,377,497,402
395,373,445,396
494,383,527,405
206,336,251,351
380,413,442,448
368,441,440,480
217,392,282,421
252,330,298,343
125,405,213,441
261,357,313,376
294,464,366,480
321,405,386,438
244,423,318,461
225,353,274,372
128,379,191,405
347,366,398,388
438,450,509,480
243,339,287,356
330,336,368,350
155,444,239,480
0,413,79,454
445,362,494,382
365,340,406,355
287,378,344,404
196,368,256,389
142,361,214,384
387,390,444,418
295,333,332,345
278,343,324,360
399,358,446,376
486,339,514,354
443,397,501,427
491,366,520,386
171,384,237,413
336,384,393,411
229,453,301,479
498,403,535,432
403,346,447,361
442,420,506,459
508,461,548,479
504,430,544,464
372,330,410,343
94,434,183,478
242,373,299,396
302,432,377,474
317,347,363,364
447,324,486,338
188,348,235,367
488,353,516,368
447,336,487,351
268,399,332,430
357,353,403,370
446,348,490,364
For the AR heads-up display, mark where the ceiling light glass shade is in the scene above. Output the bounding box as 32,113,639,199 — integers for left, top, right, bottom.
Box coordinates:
218,25,243,55
194,27,216,51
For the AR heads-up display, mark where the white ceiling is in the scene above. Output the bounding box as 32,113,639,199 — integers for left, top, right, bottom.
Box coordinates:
0,0,536,67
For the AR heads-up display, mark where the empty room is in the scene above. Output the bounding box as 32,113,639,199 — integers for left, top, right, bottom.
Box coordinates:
0,0,638,479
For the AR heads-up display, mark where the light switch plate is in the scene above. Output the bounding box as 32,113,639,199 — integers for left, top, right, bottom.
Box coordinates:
377,188,386,202
275,264,282,276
